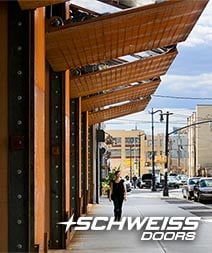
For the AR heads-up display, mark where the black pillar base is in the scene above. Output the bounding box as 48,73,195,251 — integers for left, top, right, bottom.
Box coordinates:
152,175,157,191
163,171,169,196
163,186,169,196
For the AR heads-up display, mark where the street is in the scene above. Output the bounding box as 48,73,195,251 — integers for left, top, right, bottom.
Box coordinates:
51,187,212,253
128,187,212,208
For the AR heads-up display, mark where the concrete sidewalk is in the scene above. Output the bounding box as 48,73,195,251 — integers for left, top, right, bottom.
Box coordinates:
51,189,212,253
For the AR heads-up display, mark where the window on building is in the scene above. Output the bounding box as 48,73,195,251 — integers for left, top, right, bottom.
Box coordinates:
125,137,140,147
113,137,121,146
135,137,139,144
125,148,139,158
110,149,121,158
125,137,135,144
147,139,159,147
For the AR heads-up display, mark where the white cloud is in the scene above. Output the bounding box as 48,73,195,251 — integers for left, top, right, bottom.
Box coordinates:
160,73,212,96
181,1,212,47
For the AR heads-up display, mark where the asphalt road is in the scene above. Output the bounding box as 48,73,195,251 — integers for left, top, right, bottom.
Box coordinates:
61,187,212,253
128,187,212,208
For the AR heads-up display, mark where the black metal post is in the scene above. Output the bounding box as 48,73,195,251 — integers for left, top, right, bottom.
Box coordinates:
151,110,156,191
130,146,132,181
138,136,141,177
163,113,169,196
150,108,164,192
163,111,173,196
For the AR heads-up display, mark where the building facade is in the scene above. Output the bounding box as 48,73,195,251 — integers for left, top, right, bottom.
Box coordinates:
187,105,212,177
106,130,165,178
168,134,188,175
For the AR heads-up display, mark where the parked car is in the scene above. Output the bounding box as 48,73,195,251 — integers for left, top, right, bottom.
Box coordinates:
182,177,200,200
169,173,177,177
176,174,188,185
136,177,145,188
193,177,212,202
139,173,152,188
138,174,163,189
168,176,180,189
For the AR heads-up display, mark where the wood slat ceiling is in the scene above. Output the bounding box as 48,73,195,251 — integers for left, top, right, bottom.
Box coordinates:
70,49,177,98
81,78,160,112
88,96,151,126
18,0,67,10
46,0,208,71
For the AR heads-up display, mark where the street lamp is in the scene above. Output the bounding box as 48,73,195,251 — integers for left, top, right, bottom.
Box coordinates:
150,108,164,191
130,145,133,181
161,111,173,196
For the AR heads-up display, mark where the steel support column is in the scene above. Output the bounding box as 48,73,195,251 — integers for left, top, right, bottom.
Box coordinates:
96,126,101,204
46,3,67,249
49,71,65,249
81,112,88,214
8,2,34,252
70,98,82,219
88,126,94,203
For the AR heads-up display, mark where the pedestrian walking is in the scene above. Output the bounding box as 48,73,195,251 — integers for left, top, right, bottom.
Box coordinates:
109,170,127,221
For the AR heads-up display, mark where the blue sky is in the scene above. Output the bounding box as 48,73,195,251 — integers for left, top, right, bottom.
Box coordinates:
104,0,212,133
152,0,212,109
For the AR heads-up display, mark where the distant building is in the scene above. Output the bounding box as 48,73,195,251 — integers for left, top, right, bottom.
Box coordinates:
187,105,212,177
106,130,165,178
168,134,188,175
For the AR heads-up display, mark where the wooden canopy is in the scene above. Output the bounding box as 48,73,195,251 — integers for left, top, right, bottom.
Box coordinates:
81,78,160,112
70,49,177,98
88,96,151,126
46,0,208,72
40,0,208,124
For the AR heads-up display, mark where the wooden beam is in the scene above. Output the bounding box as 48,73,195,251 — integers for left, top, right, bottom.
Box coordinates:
88,96,151,126
81,78,160,112
70,50,177,98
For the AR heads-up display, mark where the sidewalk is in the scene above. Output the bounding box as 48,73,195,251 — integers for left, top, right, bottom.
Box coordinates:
51,189,212,253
